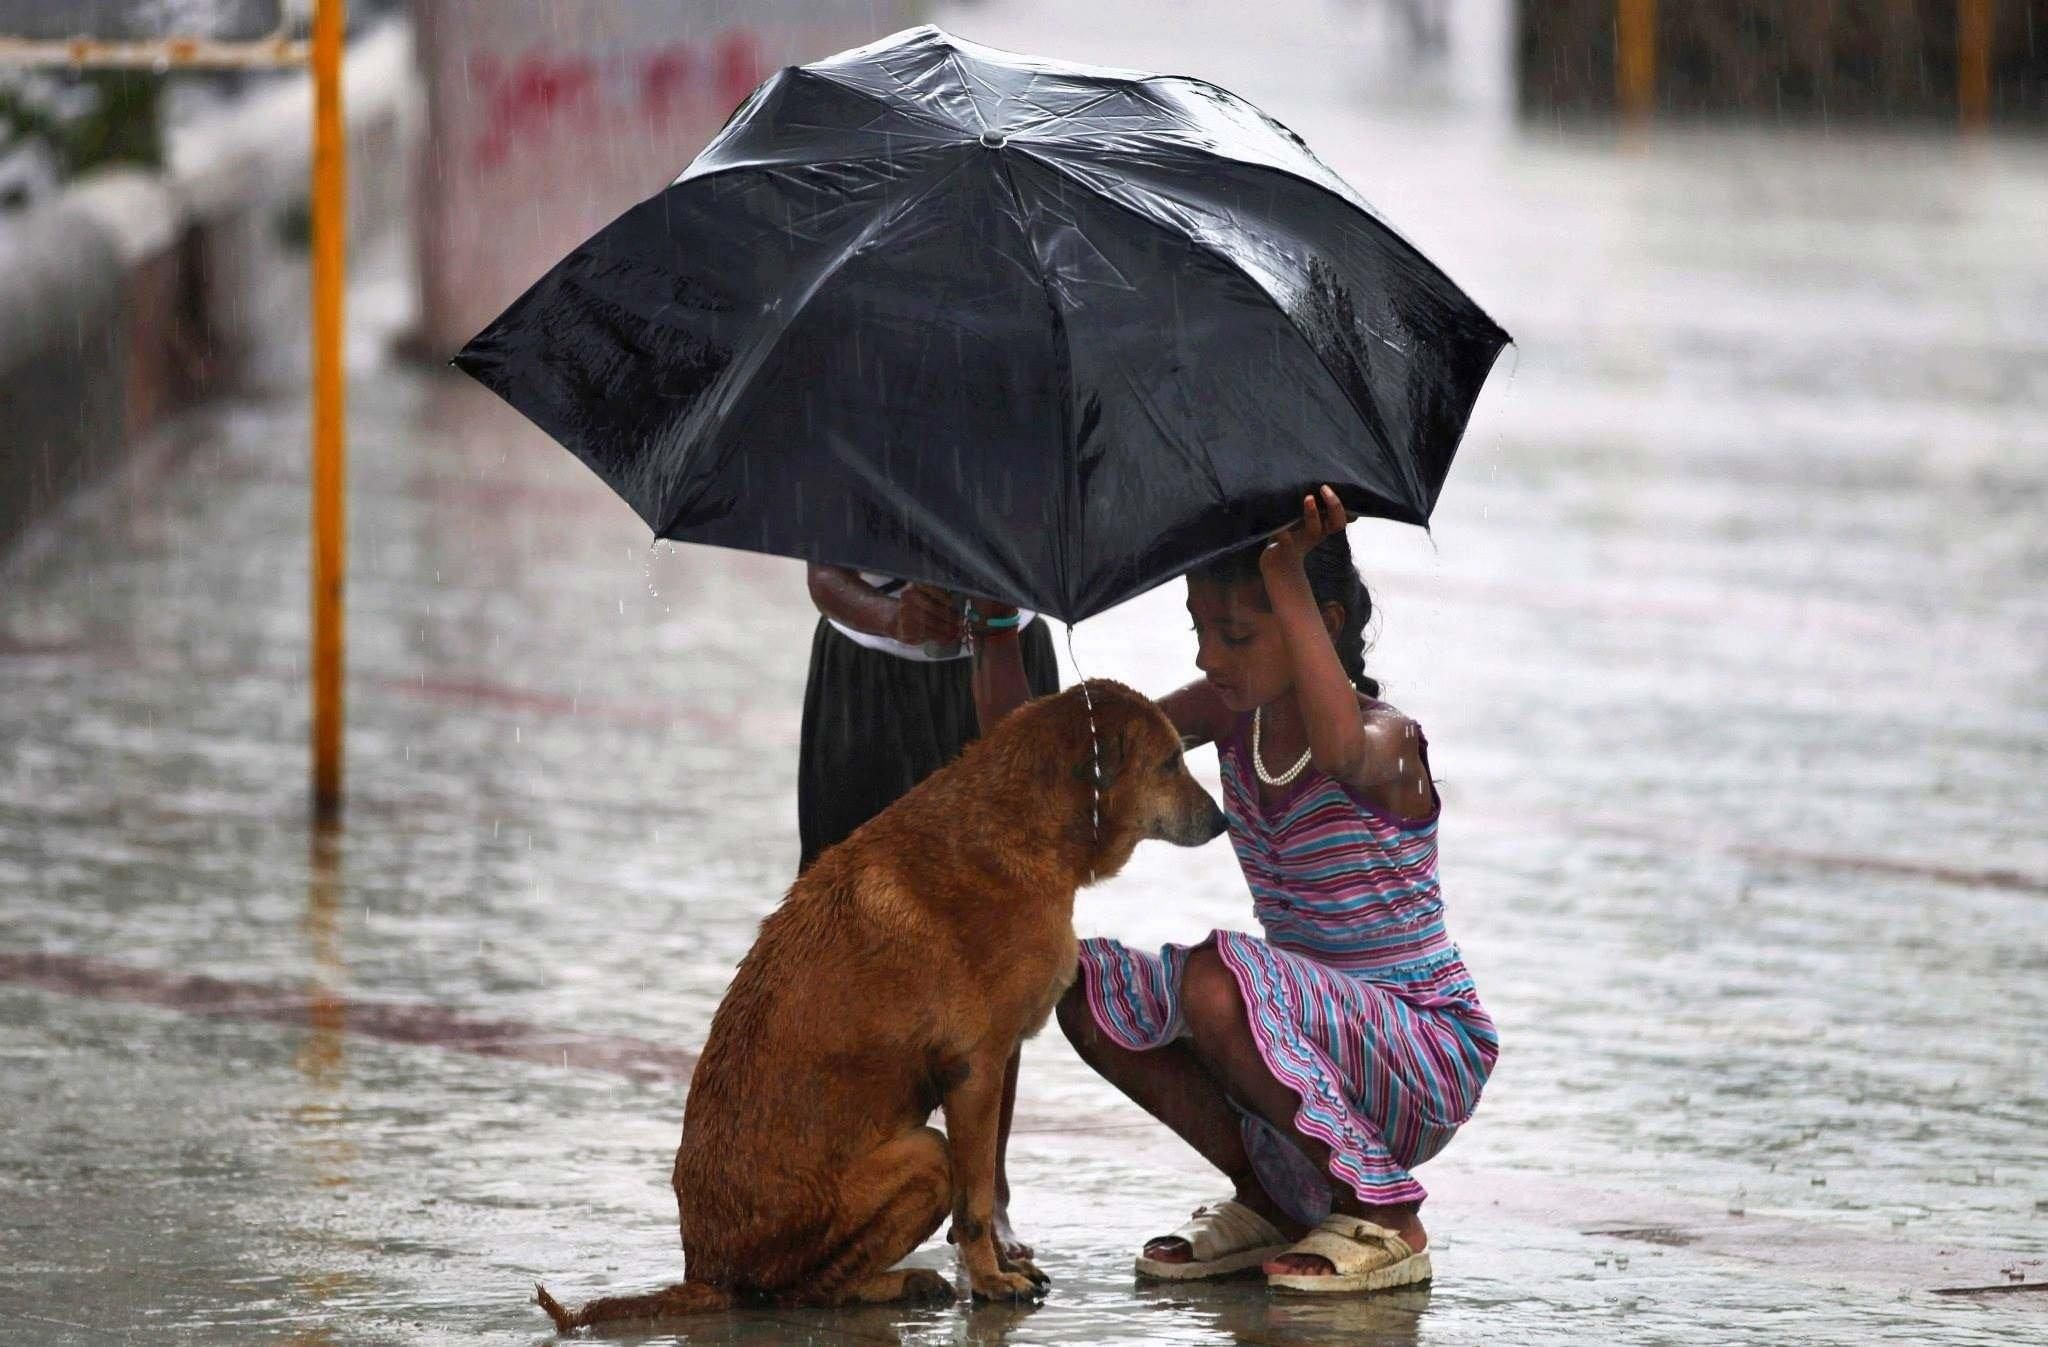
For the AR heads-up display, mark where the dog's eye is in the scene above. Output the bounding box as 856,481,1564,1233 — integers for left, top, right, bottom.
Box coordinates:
1158,757,1178,775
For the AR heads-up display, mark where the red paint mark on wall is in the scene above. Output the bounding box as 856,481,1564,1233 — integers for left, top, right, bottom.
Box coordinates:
471,29,766,171
471,53,600,170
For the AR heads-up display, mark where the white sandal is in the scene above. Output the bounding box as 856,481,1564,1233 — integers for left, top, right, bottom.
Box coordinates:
1265,1214,1432,1294
1133,1198,1291,1281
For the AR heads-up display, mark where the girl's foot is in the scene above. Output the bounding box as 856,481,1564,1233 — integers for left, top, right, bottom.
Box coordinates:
1138,1190,1303,1277
1262,1205,1425,1278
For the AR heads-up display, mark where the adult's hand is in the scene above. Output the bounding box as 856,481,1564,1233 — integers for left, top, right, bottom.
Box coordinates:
891,584,964,647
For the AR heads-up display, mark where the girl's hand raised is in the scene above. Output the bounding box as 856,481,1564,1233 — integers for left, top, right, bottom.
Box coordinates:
1261,485,1348,575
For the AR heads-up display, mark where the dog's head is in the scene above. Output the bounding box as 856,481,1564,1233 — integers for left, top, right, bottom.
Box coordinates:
1047,680,1226,877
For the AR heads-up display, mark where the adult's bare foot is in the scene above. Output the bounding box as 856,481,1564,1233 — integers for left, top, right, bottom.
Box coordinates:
994,1205,1033,1262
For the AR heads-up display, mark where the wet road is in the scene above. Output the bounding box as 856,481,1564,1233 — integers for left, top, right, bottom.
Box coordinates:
2,0,2044,1342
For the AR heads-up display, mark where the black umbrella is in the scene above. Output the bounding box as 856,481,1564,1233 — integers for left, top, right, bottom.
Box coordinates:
454,25,1508,623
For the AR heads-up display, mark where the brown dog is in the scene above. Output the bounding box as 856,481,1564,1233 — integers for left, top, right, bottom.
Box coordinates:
535,680,1224,1329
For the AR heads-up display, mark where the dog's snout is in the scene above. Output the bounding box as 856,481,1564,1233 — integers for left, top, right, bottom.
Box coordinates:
1163,787,1226,847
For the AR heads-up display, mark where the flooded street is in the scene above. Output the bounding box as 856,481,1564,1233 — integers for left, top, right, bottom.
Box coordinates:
2,1,2044,1342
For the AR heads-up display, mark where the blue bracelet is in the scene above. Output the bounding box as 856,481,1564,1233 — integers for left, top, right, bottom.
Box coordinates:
974,609,1021,630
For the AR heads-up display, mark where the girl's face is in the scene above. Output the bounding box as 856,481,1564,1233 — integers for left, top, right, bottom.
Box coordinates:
1187,577,1292,714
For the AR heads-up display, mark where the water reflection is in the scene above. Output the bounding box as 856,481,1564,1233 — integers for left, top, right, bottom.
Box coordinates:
1134,1280,1429,1346
287,825,354,1345
955,1296,1047,1344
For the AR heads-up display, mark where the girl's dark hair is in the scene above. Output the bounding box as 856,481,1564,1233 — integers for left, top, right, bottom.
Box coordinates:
1194,530,1380,698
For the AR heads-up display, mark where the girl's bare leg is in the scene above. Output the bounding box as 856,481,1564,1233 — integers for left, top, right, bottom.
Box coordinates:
1055,984,1305,1261
1174,947,1425,1275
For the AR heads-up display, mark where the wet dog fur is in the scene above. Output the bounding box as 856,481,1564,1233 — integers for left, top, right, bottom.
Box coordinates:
536,680,1225,1330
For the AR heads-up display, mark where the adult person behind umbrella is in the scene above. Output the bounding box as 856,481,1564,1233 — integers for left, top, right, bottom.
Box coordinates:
799,566,1061,872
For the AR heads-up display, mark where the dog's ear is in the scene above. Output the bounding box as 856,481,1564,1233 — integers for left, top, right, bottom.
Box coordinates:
1068,720,1131,790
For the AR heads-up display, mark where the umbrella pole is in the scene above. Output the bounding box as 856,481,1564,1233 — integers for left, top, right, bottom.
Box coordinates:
1958,0,1993,134
1616,0,1655,133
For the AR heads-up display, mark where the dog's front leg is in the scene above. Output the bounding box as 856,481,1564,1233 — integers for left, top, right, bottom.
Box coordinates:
943,1046,1046,1301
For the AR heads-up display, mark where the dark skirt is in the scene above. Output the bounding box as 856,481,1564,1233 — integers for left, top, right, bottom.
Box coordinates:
797,617,1060,870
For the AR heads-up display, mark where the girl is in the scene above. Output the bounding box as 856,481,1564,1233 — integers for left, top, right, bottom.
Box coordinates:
1057,486,1497,1295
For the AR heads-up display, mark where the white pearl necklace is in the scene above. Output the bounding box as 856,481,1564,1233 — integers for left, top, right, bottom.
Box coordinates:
1251,706,1313,787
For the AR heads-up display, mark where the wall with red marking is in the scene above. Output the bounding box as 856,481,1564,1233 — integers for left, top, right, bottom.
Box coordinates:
411,0,898,354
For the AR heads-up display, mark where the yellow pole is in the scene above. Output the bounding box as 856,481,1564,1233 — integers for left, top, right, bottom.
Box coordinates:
1958,0,1993,132
1617,0,1656,131
310,0,347,821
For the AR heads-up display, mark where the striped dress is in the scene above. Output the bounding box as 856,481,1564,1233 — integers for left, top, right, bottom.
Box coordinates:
1076,709,1497,1220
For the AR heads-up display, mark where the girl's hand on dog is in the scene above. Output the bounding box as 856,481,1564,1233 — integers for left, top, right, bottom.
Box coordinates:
1261,484,1348,576
890,584,965,646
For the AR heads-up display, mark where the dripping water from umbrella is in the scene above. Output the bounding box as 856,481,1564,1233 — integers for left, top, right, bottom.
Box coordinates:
1063,624,1102,884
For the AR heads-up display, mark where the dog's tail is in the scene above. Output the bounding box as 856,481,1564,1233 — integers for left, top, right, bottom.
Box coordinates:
535,1279,730,1332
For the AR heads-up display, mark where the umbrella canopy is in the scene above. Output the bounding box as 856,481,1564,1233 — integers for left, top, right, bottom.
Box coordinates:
454,25,1508,623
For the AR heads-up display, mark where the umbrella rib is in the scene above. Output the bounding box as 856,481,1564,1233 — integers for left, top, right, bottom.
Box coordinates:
984,154,1082,624
1005,86,1132,140
671,139,960,204
1091,143,1509,513
647,152,980,543
943,47,994,131
671,68,959,196
1017,145,1428,523
799,65,971,138
1053,111,1495,326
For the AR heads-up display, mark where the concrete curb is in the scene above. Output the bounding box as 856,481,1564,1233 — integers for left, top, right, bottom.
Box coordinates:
0,22,416,550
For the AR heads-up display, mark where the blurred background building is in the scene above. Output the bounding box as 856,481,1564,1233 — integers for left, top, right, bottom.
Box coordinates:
2,1,2040,546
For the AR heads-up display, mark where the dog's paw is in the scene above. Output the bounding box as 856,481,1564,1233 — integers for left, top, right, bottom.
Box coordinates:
970,1268,1046,1302
900,1268,959,1305
999,1253,1051,1289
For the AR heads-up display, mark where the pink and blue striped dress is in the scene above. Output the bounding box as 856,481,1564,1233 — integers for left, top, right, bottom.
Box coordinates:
1076,708,1497,1219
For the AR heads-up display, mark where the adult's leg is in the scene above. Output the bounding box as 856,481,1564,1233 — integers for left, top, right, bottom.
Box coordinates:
1175,948,1426,1275
798,625,964,870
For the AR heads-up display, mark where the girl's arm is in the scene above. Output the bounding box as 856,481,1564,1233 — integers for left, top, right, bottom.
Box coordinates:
1157,679,1234,747
1260,489,1432,811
